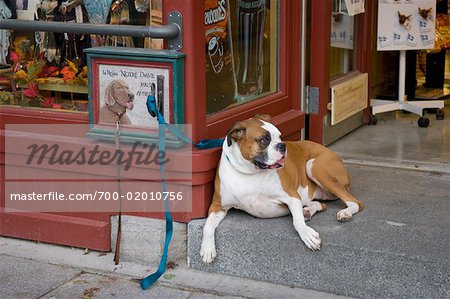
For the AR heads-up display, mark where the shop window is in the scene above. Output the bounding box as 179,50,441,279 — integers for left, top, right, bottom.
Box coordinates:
205,0,279,115
330,0,358,79
0,0,163,112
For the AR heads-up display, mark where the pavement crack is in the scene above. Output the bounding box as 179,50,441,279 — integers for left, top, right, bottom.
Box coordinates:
36,271,84,299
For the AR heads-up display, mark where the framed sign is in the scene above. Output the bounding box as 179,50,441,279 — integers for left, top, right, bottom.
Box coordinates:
85,47,185,146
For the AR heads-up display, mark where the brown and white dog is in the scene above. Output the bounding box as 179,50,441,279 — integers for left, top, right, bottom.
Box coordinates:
200,116,364,263
99,79,135,125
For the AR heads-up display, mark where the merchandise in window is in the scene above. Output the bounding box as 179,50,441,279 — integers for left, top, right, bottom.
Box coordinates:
205,0,279,115
0,0,162,112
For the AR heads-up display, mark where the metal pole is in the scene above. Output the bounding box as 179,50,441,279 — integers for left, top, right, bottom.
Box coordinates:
398,50,406,103
0,19,180,39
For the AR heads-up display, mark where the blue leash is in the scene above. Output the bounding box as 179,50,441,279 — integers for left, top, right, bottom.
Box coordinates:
140,96,224,290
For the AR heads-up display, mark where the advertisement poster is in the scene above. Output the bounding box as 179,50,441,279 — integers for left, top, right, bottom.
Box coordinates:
98,64,170,128
377,0,436,51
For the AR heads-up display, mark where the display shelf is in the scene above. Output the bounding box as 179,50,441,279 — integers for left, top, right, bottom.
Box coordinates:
33,78,88,94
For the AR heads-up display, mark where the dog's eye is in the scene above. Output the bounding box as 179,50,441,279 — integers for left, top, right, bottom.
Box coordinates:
258,136,271,148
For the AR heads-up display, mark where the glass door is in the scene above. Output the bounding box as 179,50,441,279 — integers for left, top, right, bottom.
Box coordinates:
308,0,372,145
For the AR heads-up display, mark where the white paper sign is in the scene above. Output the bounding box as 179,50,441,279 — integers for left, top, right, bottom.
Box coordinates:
98,64,170,128
344,0,365,16
377,0,436,51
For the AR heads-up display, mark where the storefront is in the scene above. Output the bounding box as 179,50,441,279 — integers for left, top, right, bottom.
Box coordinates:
5,0,445,252
0,0,309,251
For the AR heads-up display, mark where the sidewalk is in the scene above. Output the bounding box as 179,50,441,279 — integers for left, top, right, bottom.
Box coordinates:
0,237,350,299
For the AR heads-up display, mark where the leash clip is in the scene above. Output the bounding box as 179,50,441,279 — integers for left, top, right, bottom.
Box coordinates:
146,95,158,118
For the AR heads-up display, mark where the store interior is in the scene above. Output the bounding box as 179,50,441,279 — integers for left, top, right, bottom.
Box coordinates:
330,0,449,169
331,49,450,170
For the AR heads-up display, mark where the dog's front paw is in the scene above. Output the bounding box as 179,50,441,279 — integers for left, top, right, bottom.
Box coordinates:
337,209,352,222
200,241,216,263
298,226,321,251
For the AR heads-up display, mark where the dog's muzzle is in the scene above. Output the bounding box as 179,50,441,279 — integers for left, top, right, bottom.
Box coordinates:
254,143,286,170
254,156,285,170
276,142,286,155
126,94,135,110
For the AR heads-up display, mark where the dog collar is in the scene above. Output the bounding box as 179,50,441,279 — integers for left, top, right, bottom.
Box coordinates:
106,104,127,122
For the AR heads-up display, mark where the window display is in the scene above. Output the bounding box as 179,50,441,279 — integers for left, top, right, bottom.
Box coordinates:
0,0,162,112
0,0,15,66
205,0,278,115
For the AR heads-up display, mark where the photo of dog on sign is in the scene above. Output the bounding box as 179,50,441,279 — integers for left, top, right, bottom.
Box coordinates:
97,64,170,128
99,79,135,125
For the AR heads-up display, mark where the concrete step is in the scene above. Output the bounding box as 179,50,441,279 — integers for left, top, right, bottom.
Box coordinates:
188,165,450,299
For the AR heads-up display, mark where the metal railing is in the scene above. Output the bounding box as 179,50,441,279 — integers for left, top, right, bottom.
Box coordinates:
0,11,183,50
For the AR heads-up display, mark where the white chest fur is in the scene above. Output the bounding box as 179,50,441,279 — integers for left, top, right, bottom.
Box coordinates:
218,155,290,218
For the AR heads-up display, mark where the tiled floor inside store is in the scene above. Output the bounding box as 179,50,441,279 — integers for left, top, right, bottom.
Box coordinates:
328,103,450,173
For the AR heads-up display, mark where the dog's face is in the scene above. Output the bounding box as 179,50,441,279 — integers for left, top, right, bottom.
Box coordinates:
105,79,135,111
225,115,286,173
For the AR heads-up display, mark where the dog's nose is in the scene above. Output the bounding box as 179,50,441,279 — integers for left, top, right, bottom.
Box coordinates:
276,142,286,154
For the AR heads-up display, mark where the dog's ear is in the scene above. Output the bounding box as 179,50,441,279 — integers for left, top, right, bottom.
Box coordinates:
105,81,117,106
226,122,246,147
254,114,271,122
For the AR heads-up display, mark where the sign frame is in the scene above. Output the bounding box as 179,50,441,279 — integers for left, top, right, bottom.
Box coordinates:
85,47,185,147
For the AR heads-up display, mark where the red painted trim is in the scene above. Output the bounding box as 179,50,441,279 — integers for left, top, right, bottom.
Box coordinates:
0,106,89,124
288,0,302,112
357,0,375,122
0,208,111,251
0,160,4,209
164,0,207,142
309,1,332,144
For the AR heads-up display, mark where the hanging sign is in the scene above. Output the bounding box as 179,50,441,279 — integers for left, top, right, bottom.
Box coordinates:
86,47,185,147
344,0,365,16
377,0,436,51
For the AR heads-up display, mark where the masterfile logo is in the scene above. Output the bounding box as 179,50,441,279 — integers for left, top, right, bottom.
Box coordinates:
25,142,169,171
4,124,193,213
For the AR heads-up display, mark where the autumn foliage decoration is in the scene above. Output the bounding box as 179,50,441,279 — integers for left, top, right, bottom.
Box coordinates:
10,37,88,108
